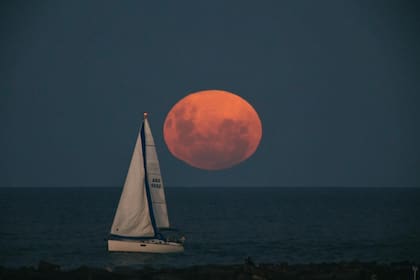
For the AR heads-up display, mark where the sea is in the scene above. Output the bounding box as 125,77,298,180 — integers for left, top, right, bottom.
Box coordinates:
0,187,419,269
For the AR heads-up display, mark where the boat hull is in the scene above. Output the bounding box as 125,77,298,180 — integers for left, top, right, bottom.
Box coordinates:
108,239,184,253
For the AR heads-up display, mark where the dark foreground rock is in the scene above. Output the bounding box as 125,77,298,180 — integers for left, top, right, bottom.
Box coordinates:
0,260,418,280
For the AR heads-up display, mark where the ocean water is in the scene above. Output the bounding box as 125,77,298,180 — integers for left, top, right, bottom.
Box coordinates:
0,187,419,269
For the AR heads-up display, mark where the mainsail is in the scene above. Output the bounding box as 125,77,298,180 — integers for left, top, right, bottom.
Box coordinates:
143,118,170,229
110,132,155,237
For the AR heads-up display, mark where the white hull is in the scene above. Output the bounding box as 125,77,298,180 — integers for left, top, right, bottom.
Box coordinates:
108,239,184,253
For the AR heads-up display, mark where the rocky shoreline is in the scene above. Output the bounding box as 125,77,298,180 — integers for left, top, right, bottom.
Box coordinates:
0,260,418,280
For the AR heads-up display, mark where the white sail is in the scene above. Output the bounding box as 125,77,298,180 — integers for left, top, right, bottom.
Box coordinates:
108,114,184,253
110,132,155,237
143,119,170,229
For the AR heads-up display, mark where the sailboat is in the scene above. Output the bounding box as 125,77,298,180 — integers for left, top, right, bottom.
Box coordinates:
107,112,184,253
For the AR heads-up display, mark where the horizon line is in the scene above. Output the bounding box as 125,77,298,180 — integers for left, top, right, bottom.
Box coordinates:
0,185,419,188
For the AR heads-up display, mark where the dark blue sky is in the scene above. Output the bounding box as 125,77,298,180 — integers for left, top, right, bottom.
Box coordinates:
1,1,419,187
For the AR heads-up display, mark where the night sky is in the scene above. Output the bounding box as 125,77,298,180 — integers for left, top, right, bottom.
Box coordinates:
1,1,419,187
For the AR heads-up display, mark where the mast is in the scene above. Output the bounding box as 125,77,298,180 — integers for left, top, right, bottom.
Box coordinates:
141,112,160,238
143,112,170,229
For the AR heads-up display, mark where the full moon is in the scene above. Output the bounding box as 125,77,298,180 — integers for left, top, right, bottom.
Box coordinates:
163,90,262,170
